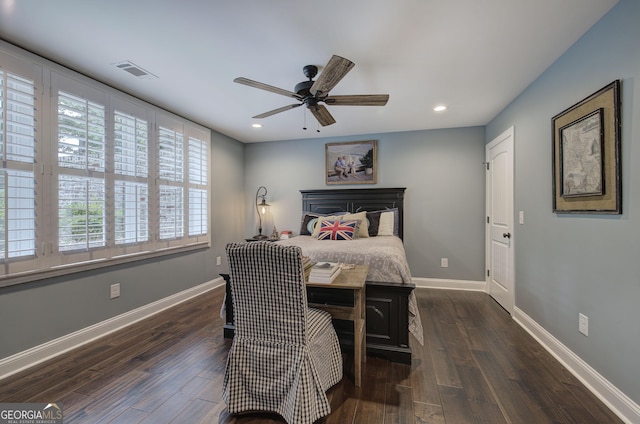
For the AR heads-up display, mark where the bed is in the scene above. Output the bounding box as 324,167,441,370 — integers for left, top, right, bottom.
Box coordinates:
222,187,423,364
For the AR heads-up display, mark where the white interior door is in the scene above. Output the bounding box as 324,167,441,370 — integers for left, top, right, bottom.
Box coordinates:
486,127,515,313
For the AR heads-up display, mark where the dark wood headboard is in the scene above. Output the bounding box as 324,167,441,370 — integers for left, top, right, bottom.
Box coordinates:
300,188,406,239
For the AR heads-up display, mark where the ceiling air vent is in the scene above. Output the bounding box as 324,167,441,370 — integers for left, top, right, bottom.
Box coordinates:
113,61,157,79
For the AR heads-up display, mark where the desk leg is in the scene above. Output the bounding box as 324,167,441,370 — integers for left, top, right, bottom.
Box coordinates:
354,287,366,387
361,287,366,365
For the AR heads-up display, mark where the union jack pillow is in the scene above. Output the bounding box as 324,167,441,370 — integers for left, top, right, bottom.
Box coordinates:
317,219,360,240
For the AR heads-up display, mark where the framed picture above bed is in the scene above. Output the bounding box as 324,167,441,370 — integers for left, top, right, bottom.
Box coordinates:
325,140,377,185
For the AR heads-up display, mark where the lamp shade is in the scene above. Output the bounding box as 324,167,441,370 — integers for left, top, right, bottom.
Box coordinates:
253,186,269,239
258,198,270,215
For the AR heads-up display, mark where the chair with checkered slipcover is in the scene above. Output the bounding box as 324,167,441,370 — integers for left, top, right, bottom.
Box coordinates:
223,241,343,424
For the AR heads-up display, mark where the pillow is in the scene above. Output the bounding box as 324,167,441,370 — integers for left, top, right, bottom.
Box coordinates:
300,212,321,236
365,210,383,236
317,219,361,241
341,211,369,238
366,208,399,236
377,211,395,236
311,213,345,237
310,211,368,238
300,211,343,236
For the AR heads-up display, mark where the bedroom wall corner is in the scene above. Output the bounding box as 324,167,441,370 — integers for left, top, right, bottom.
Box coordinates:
210,131,246,271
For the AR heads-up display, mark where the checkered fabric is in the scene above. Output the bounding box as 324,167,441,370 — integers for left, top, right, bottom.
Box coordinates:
223,241,343,424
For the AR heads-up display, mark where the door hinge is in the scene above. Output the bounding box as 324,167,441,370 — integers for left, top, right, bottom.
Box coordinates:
487,269,490,277
486,162,490,170
487,216,490,224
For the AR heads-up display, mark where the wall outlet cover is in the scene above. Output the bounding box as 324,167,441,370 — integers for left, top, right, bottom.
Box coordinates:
110,283,121,299
579,313,589,336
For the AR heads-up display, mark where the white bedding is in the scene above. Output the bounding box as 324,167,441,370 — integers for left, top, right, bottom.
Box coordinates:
276,235,424,345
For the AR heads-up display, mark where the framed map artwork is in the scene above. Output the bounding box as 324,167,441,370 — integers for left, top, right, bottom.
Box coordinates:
552,80,621,214
559,109,604,197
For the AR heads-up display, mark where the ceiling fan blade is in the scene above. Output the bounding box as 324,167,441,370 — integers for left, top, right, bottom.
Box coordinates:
252,103,302,119
310,55,355,96
234,77,302,99
324,94,389,106
309,104,336,127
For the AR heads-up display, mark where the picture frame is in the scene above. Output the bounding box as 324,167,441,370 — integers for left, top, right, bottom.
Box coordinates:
325,140,377,185
552,80,621,214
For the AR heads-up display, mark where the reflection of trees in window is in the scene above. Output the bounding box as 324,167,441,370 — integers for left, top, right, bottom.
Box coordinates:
57,91,105,172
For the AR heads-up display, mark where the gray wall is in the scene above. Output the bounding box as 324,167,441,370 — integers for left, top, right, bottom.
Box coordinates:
0,130,245,359
486,0,640,405
244,127,487,281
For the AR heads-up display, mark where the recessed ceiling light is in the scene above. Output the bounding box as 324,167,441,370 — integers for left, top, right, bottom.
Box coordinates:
252,123,262,128
434,105,447,112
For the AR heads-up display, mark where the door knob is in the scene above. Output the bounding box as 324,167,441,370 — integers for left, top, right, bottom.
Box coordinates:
503,232,511,239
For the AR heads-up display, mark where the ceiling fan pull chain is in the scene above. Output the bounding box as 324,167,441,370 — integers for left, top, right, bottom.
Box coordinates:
303,108,307,130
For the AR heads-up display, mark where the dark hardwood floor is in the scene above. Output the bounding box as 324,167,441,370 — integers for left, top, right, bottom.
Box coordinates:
0,286,623,423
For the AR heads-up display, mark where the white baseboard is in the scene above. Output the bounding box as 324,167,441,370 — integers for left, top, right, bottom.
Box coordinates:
0,278,224,381
514,307,640,424
413,277,486,291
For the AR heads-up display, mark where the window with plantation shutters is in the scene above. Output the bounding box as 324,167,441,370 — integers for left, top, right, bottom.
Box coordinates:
0,70,36,261
158,126,184,182
115,181,149,245
159,185,184,239
188,136,208,236
2,72,36,163
0,46,210,287
189,188,207,236
58,175,106,251
58,91,106,172
0,170,36,258
188,136,207,185
114,110,148,178
57,89,106,252
114,110,149,245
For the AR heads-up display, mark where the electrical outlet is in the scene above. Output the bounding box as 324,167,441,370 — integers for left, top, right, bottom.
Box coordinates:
216,256,221,266
440,258,448,268
110,283,120,299
579,313,589,336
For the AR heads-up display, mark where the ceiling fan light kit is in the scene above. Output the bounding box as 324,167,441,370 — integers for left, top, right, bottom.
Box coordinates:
234,55,389,128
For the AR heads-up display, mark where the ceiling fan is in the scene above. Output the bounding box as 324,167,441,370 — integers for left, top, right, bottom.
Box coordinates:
233,55,389,127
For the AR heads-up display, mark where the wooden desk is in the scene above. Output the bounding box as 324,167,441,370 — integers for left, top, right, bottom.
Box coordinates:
307,264,368,387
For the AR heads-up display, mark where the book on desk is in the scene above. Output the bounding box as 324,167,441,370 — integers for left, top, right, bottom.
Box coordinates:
308,261,341,284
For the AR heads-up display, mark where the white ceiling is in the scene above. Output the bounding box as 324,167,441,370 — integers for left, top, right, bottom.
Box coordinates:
0,0,617,143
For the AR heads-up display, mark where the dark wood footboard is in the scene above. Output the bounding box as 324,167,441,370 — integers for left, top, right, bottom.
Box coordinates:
221,273,414,364
307,280,414,364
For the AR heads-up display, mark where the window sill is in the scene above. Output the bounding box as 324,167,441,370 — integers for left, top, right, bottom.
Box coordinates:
0,242,210,289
